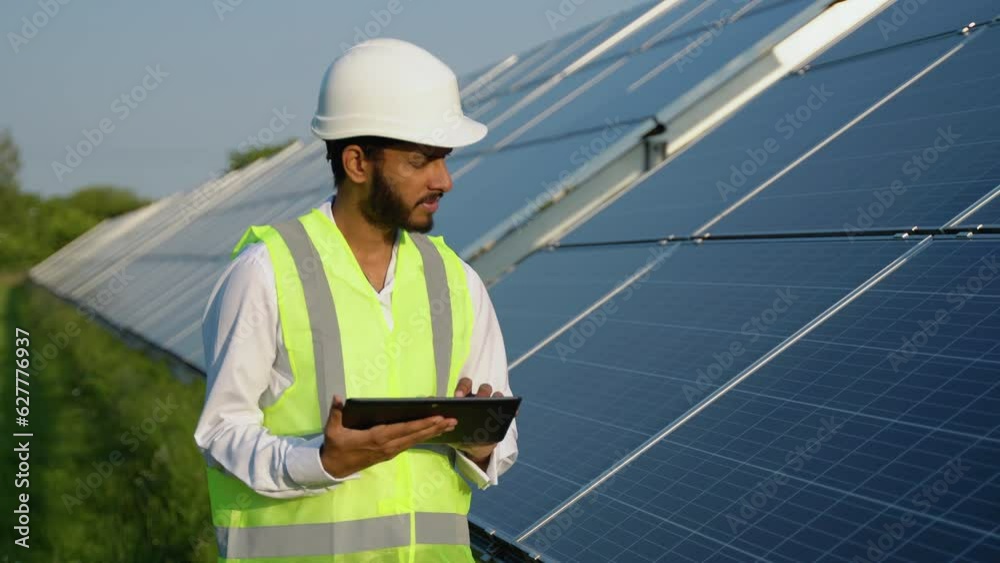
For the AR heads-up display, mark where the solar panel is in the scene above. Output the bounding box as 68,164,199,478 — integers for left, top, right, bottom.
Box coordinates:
47,144,321,369
457,38,549,92
460,0,729,132
469,0,816,145
560,9,990,245
489,244,675,362
438,0,819,253
47,143,307,306
707,27,1000,235
31,210,136,290
520,236,1000,562
810,0,1000,64
459,2,657,127
54,194,192,299
472,237,918,540
122,155,332,367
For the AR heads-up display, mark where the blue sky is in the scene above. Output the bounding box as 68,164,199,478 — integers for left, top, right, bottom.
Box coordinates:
2,0,651,200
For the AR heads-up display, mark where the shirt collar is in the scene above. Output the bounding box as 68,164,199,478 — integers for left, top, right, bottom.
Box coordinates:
322,194,399,295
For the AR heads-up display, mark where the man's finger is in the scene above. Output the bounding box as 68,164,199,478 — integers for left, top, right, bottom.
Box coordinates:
326,394,345,429
475,383,493,397
382,418,455,452
373,416,446,442
492,391,503,397
454,377,473,397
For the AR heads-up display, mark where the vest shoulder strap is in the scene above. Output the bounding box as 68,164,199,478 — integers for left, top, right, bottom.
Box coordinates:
270,218,346,420
408,232,455,397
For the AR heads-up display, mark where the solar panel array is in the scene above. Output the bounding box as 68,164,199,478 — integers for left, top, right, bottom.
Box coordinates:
476,2,1000,561
442,0,822,254
29,1,1000,561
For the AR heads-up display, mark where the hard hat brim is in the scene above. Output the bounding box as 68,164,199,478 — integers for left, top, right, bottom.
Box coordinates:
311,114,488,149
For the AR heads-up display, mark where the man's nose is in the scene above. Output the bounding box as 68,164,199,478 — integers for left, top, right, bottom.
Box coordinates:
429,159,453,193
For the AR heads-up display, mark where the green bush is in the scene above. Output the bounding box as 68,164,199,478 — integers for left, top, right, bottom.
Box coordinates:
227,139,295,172
52,185,150,221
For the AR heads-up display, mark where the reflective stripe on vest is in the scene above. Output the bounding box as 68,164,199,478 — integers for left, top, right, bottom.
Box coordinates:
408,232,453,397
217,512,470,558
270,219,455,424
270,219,345,419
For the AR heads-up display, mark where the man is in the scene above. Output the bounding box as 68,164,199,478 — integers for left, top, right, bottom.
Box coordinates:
195,38,517,562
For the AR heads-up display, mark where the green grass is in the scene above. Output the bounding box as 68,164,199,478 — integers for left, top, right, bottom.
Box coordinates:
0,279,215,562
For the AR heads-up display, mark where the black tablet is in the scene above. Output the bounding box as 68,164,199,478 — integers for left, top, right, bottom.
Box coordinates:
342,397,521,444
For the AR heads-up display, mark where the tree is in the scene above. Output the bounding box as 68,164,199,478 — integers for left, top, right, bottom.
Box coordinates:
226,139,295,172
56,184,149,220
0,131,149,271
0,129,19,190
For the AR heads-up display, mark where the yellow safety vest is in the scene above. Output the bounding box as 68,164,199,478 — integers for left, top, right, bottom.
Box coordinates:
206,208,476,562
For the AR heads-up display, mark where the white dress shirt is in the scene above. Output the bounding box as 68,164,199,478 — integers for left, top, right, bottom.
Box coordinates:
195,197,517,498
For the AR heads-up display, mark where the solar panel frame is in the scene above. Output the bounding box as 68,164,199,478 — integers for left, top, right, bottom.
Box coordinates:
958,185,1000,228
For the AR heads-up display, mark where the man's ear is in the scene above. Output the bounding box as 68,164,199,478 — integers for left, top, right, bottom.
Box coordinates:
342,145,371,185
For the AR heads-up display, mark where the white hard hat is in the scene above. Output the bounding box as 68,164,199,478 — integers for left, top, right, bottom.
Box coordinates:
311,38,487,148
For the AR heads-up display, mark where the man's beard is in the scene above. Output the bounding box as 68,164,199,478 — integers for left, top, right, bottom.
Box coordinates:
359,165,433,234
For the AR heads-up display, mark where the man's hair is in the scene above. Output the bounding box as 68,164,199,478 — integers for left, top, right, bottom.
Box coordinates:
325,136,392,186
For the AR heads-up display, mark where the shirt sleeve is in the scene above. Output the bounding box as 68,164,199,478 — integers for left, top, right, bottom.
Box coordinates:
194,243,360,498
452,262,519,490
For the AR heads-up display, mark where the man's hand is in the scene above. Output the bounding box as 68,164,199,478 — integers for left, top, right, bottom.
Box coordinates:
319,395,457,478
452,377,502,470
